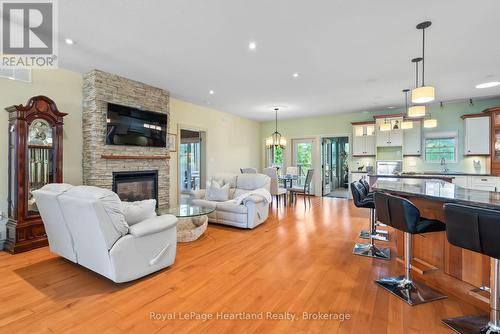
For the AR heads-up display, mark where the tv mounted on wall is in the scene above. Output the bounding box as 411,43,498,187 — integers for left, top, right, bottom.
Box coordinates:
106,103,167,147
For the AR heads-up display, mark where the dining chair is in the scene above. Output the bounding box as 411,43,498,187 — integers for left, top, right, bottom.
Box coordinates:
263,167,287,206
240,168,257,174
288,169,314,206
286,166,298,176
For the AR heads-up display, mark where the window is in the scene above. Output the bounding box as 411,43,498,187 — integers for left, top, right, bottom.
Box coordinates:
424,133,457,162
266,145,284,168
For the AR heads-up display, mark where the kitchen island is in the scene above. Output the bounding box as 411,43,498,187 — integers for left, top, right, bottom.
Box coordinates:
373,177,500,307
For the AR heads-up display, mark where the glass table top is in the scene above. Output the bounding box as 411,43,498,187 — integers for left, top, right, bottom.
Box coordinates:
158,204,215,218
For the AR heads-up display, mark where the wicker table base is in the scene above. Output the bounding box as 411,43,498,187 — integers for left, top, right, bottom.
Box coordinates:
176,215,208,242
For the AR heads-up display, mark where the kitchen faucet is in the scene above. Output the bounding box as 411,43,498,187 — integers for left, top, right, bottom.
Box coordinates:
440,157,449,173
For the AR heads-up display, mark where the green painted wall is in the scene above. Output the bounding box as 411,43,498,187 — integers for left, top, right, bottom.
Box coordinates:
261,97,500,174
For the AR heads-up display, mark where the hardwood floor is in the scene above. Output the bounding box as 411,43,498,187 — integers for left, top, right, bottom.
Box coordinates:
0,197,485,333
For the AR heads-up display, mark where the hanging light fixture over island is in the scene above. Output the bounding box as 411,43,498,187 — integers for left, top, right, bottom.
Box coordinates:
411,21,435,104
408,57,427,118
401,89,413,129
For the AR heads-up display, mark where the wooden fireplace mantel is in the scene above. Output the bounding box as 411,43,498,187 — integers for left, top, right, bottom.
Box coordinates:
101,154,169,160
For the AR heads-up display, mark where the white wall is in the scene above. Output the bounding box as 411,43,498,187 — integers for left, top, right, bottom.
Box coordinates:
0,69,83,245
169,98,261,205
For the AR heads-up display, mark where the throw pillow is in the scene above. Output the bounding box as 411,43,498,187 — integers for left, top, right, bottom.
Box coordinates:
205,181,230,201
122,199,157,225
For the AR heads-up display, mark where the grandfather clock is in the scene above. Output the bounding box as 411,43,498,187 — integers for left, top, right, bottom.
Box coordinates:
5,96,67,253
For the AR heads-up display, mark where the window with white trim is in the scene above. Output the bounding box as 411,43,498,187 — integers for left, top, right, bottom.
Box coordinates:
266,145,284,169
424,132,458,162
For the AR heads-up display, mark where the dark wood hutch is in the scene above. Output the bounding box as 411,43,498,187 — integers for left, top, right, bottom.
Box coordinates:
486,106,500,175
5,96,67,253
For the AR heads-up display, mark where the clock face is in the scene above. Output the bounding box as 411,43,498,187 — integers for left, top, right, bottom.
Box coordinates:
28,119,53,146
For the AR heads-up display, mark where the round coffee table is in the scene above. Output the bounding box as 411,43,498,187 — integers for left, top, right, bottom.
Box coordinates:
158,204,215,242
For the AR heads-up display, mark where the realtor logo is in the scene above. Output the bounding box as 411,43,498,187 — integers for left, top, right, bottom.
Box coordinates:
1,0,58,68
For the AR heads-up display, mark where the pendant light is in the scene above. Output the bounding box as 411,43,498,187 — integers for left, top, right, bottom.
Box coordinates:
266,108,286,148
401,89,413,129
408,57,426,118
424,118,437,128
411,21,435,103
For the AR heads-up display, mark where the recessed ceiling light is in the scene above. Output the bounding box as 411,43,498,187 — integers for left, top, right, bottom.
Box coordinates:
209,90,214,95
8,76,15,80
387,106,396,109
475,81,500,89
292,73,299,78
64,38,75,45
248,41,257,50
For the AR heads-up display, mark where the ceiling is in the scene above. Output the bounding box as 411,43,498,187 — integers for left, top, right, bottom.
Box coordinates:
58,0,500,121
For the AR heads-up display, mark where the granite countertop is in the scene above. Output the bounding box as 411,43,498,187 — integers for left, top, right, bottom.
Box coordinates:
402,172,492,176
352,171,493,177
373,177,500,210
369,174,455,180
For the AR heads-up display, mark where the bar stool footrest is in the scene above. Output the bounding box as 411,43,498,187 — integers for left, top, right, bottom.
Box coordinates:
359,230,389,242
442,315,500,334
352,243,390,260
375,275,447,306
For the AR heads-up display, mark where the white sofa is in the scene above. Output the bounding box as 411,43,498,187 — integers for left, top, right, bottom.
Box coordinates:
189,173,271,229
33,184,177,283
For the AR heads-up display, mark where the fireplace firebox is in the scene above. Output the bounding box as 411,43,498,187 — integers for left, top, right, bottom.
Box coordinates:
112,171,158,207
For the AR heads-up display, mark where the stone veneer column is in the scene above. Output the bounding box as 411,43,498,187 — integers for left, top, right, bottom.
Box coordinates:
82,70,170,208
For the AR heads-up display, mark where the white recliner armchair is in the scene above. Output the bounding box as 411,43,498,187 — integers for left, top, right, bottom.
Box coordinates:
33,184,177,283
189,173,271,229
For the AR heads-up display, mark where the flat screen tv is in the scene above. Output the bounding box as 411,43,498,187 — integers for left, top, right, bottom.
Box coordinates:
106,103,167,147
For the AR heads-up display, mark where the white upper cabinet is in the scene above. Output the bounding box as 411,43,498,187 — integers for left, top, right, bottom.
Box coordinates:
464,116,490,155
403,120,422,156
352,123,375,156
375,117,403,147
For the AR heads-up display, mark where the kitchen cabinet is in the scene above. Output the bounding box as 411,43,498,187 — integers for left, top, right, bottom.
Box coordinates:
403,120,421,156
452,176,468,188
469,176,498,192
463,115,490,155
352,123,375,156
375,117,403,147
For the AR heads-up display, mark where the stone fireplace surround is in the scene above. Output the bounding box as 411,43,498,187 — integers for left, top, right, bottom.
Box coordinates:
82,70,170,208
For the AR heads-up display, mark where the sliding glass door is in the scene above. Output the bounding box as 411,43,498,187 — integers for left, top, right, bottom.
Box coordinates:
321,136,349,197
179,130,205,194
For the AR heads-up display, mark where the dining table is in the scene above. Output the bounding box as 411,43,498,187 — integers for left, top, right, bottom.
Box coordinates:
278,175,299,189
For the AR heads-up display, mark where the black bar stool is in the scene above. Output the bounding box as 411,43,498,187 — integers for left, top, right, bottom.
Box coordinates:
442,204,500,334
374,192,447,305
350,181,390,260
359,178,389,239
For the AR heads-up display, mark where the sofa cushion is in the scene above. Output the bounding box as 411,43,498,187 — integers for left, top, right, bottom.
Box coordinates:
122,199,157,225
216,202,248,214
64,186,129,236
211,173,238,188
192,199,217,209
236,174,270,191
233,188,252,198
205,181,230,201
